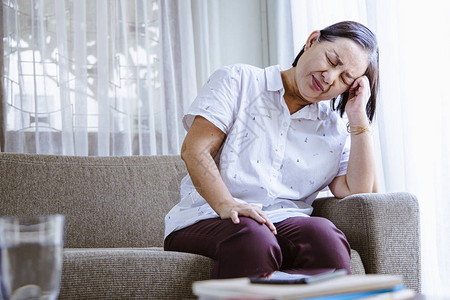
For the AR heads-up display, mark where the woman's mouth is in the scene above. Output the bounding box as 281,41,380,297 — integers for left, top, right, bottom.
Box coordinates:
312,75,324,92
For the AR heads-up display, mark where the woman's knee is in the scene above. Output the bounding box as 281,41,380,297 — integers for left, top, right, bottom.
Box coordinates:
222,217,281,253
284,217,351,255
302,217,351,257
279,217,351,273
301,217,346,240
215,217,282,277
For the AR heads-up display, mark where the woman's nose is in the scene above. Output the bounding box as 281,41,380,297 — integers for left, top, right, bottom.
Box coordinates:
322,69,339,85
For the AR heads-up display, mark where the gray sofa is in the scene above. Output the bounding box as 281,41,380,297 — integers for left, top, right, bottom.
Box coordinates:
0,153,421,299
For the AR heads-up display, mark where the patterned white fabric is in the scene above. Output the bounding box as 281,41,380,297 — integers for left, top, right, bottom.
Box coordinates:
165,64,350,238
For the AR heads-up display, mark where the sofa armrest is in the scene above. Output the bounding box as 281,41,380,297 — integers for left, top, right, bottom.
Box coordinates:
311,192,421,292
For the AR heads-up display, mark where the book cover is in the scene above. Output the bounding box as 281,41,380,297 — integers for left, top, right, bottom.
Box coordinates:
303,285,416,300
193,274,404,300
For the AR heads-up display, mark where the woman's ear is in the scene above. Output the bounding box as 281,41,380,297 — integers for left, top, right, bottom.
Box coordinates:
305,30,321,51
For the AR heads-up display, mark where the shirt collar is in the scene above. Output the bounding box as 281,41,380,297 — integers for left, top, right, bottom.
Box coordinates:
264,65,284,92
290,102,329,121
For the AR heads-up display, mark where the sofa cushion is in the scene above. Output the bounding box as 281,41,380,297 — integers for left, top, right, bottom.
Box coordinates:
61,248,363,299
61,248,213,299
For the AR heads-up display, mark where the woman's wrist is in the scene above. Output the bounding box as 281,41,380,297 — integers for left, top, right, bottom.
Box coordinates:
213,198,240,216
346,112,371,135
347,123,371,135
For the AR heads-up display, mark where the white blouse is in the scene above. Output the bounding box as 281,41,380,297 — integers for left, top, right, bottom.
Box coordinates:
164,64,350,239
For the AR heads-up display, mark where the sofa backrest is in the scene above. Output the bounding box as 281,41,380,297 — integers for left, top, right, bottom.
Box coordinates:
0,153,187,248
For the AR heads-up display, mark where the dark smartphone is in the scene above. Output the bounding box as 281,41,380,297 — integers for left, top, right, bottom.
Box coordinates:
250,269,347,284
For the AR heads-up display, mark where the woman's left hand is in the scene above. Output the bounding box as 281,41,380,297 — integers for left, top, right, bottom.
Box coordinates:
345,75,371,121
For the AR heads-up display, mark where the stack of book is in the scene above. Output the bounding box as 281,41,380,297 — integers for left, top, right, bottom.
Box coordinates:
193,274,416,300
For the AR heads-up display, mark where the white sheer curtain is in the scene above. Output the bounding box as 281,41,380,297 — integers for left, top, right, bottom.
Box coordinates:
190,0,221,91
290,0,450,297
371,1,450,297
2,0,196,155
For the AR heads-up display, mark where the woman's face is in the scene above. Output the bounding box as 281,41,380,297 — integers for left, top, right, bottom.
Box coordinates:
294,32,369,104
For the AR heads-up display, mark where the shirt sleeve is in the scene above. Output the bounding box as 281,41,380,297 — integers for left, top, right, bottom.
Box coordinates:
336,134,350,176
182,66,240,134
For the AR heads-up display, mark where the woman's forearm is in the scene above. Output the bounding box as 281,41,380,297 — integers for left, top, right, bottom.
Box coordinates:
345,116,378,194
181,149,237,215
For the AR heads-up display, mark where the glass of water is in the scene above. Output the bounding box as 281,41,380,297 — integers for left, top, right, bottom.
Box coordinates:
0,215,65,300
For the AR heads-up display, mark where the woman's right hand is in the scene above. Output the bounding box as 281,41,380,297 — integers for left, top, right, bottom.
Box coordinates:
217,202,277,235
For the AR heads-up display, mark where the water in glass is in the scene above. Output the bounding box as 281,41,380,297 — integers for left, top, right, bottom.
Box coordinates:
0,215,65,300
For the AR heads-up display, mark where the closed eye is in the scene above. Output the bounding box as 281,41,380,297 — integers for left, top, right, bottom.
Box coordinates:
341,75,350,85
326,55,337,67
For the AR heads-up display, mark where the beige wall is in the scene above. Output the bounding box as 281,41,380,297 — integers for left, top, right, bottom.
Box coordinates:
191,0,269,91
217,0,268,68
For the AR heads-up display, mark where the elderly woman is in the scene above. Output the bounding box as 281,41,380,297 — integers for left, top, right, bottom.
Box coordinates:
164,21,379,279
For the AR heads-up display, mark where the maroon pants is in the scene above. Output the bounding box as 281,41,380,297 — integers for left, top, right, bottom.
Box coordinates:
164,216,351,279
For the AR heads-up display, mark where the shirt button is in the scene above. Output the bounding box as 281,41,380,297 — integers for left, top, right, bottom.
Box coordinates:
283,122,288,127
